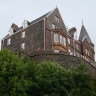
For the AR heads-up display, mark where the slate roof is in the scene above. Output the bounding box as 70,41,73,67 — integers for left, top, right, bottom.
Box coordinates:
79,25,92,43
30,11,51,25
14,11,51,32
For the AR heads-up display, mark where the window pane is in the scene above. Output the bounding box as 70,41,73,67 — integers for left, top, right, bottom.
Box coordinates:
60,35,62,44
7,38,11,45
54,50,59,53
52,24,55,29
76,44,78,50
21,42,25,49
68,38,70,44
22,31,25,38
63,37,66,46
54,34,58,43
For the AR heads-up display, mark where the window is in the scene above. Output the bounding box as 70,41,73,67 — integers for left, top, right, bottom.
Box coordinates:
60,35,63,44
85,49,89,56
63,37,66,46
52,23,55,29
55,16,59,23
60,35,66,46
21,42,25,49
54,50,59,53
76,44,79,50
54,34,58,43
55,16,58,22
92,46,94,50
21,31,25,38
68,49,71,52
7,38,11,45
68,38,70,44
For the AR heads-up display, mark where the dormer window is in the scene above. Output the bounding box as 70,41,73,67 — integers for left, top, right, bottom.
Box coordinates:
22,20,28,28
21,31,25,38
52,23,55,29
9,28,13,36
7,38,11,45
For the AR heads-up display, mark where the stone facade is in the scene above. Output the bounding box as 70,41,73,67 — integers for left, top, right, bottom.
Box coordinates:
30,51,96,75
1,7,96,69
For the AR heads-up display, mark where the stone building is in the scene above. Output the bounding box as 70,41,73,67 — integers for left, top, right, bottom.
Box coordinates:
1,7,95,64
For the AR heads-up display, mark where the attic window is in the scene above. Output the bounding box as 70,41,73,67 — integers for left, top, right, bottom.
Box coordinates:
55,16,59,23
52,23,55,29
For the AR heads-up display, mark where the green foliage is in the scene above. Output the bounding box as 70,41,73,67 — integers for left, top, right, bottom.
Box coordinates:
30,61,96,96
0,49,30,96
0,49,96,96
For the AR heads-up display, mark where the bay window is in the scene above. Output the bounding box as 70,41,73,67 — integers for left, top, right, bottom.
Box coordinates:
54,34,58,43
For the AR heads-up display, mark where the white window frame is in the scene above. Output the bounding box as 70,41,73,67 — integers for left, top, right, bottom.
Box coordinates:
55,16,59,23
22,31,25,38
60,35,66,46
85,49,89,56
76,44,79,50
54,50,59,53
68,38,70,44
7,38,11,45
60,35,63,44
68,49,71,52
52,23,55,29
63,37,66,46
57,18,60,23
54,34,59,43
21,42,25,49
55,16,58,22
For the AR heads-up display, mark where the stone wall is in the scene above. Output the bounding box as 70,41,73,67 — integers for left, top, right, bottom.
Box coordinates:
30,50,96,75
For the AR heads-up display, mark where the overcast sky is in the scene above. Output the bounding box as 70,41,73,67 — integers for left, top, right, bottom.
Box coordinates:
0,0,96,58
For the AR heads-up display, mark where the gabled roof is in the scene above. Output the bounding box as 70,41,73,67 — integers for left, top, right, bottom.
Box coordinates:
15,11,51,32
79,25,92,43
30,11,51,25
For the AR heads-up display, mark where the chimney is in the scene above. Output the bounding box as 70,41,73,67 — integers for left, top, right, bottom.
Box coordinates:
68,27,77,38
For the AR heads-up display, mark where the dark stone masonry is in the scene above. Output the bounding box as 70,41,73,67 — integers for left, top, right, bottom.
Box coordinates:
20,50,96,75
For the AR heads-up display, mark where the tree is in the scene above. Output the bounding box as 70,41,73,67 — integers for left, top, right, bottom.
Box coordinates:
0,49,96,96
30,61,96,96
0,49,30,96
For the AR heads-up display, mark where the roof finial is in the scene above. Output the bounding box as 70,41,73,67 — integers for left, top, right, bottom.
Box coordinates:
82,20,83,25
56,5,58,8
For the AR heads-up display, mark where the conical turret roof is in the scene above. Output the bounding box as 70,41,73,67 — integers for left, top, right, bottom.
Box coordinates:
79,25,92,43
